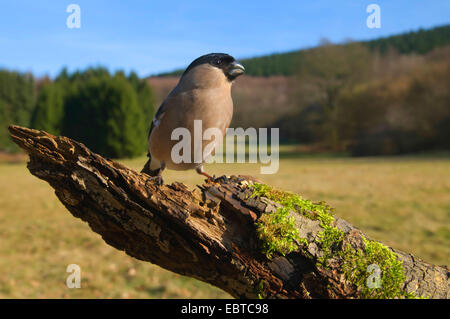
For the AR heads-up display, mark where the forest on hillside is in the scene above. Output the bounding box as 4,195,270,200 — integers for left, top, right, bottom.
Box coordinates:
157,24,450,77
273,44,450,155
1,24,449,157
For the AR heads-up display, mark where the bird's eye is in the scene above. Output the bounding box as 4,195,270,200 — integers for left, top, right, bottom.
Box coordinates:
214,58,222,65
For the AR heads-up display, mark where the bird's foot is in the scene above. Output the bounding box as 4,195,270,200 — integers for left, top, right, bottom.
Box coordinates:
145,175,164,187
199,171,217,181
153,175,164,187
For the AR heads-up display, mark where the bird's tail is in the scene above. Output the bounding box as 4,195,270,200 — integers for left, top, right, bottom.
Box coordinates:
141,158,160,177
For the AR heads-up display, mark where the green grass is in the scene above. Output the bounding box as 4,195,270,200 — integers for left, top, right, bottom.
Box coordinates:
0,153,449,298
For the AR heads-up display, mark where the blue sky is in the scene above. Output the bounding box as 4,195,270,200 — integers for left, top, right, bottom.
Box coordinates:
0,1,449,78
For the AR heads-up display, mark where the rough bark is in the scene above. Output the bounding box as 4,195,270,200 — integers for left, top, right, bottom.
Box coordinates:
8,125,449,299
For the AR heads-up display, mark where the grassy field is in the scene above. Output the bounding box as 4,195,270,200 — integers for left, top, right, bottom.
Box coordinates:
0,153,449,298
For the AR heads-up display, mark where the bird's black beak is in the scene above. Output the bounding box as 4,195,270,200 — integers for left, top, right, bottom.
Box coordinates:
227,61,245,80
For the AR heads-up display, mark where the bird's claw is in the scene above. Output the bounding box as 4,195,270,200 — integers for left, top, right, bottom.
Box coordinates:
154,176,164,187
145,175,164,187
200,172,217,182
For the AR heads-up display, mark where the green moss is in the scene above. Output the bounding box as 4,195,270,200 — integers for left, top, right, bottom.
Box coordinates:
255,207,306,259
249,183,422,299
250,183,341,263
317,224,345,267
255,280,266,299
250,183,333,222
250,183,308,259
341,236,420,299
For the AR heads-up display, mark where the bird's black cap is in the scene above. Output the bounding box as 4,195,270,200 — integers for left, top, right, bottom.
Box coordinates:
181,53,244,80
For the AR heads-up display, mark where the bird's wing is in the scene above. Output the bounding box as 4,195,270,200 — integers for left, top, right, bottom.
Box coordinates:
146,99,169,159
148,101,167,138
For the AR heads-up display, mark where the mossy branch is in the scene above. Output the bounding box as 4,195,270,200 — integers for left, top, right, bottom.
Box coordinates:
8,125,449,299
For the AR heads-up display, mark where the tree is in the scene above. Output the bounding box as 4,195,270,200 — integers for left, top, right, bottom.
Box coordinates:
8,125,449,299
136,80,156,125
31,83,65,135
0,66,155,156
0,100,9,151
128,71,156,124
63,74,146,158
0,70,35,152
334,51,450,156
295,41,372,150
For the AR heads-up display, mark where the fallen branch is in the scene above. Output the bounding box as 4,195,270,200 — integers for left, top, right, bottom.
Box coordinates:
8,125,449,299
